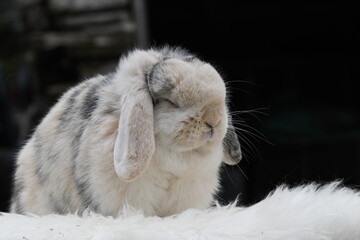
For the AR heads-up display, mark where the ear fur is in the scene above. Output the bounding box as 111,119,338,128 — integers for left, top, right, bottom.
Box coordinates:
223,114,242,165
146,59,175,101
113,89,155,182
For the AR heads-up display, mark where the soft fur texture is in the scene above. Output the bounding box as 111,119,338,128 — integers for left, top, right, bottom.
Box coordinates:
1,183,360,240
11,47,242,217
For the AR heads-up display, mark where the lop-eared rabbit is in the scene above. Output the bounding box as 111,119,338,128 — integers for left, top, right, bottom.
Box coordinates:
11,47,242,217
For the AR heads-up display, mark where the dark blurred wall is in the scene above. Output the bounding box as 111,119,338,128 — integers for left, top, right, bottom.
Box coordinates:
147,2,360,204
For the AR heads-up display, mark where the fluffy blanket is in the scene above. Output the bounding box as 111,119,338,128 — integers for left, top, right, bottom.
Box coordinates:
1,182,359,240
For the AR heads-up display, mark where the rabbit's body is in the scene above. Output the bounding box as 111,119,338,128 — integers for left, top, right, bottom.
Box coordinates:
11,47,241,217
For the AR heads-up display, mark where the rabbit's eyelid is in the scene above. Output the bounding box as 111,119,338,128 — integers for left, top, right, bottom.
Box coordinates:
161,98,179,108
152,96,177,107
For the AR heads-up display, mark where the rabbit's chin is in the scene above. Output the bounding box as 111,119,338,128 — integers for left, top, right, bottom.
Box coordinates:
170,144,202,153
167,139,218,153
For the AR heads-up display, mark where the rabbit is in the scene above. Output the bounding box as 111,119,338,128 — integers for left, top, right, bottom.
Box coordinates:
10,46,242,217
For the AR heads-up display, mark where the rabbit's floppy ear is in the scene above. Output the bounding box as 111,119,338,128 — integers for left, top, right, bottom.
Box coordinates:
113,89,155,182
223,114,242,165
146,59,175,100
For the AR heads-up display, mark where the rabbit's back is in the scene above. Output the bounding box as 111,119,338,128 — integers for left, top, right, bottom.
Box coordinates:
11,74,120,215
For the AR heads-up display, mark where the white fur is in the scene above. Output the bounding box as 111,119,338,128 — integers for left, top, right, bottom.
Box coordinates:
2,182,360,240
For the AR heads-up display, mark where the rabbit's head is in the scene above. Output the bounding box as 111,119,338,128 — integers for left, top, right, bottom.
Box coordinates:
114,48,242,182
149,57,228,152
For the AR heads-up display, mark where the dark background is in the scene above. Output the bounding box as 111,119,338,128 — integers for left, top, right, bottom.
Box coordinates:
1,2,360,211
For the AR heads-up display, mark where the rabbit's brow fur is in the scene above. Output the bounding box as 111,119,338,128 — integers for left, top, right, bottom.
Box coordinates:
11,47,241,217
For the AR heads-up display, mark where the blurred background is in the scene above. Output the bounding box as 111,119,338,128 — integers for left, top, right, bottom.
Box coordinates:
1,1,360,212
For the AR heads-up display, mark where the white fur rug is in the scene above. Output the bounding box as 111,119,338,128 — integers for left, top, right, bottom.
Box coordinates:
1,182,359,240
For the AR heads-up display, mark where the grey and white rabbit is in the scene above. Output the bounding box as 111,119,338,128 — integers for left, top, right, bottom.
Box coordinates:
11,47,242,217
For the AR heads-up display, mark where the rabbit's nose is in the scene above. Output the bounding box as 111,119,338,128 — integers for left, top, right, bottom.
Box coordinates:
205,122,214,138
